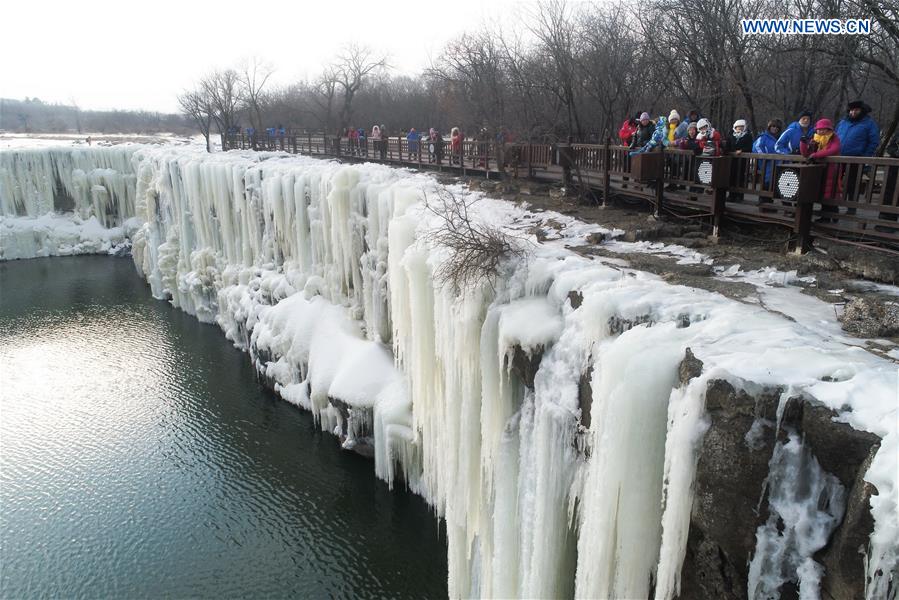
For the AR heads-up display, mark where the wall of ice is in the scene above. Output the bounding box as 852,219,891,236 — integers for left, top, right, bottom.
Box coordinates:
2,145,895,599
0,146,140,259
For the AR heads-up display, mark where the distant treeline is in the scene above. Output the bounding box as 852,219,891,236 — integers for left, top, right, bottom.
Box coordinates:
0,98,193,135
181,0,898,153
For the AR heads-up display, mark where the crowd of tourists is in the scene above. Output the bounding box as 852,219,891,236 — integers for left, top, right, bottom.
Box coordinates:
620,100,896,229
233,101,895,231
619,100,882,164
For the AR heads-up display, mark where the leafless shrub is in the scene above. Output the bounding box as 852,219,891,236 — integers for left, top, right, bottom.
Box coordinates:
424,188,530,290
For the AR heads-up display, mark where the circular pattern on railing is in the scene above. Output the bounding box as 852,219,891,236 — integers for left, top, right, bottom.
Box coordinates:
429,143,436,154
697,160,714,185
777,170,800,199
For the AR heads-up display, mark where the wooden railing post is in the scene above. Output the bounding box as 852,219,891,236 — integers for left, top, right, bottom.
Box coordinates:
693,156,732,237
772,163,825,253
655,171,664,218
602,141,611,208
558,143,573,189
528,144,534,178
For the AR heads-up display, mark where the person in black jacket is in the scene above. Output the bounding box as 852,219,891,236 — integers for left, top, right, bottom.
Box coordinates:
727,119,753,154
629,112,655,149
727,119,753,201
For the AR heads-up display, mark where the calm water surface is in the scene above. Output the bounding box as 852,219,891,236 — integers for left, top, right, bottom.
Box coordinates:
0,256,447,598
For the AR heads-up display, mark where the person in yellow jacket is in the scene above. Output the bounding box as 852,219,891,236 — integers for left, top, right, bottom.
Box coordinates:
667,110,681,143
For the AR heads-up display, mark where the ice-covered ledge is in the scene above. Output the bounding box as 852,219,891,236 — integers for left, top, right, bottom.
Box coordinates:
1,144,895,599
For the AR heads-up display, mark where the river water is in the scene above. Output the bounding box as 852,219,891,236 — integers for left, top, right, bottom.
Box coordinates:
0,255,447,598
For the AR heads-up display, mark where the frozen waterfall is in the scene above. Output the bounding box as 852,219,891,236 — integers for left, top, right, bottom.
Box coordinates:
1,144,895,600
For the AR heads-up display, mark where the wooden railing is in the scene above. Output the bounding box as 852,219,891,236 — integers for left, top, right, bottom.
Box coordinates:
222,132,899,250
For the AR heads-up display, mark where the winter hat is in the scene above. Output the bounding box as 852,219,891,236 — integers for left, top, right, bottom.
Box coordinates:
733,119,747,129
847,100,870,116
814,118,834,130
639,112,651,121
697,118,711,130
798,109,813,119
668,110,681,123
687,122,698,131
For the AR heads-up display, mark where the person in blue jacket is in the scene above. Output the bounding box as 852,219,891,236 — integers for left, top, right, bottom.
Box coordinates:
775,110,813,154
752,119,783,188
674,109,701,139
406,128,420,155
835,100,879,157
835,100,880,208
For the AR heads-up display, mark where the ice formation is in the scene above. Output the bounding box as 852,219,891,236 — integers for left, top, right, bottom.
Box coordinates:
1,144,896,599
0,146,141,259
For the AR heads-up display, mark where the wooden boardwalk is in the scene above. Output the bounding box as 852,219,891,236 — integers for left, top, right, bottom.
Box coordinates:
224,131,899,253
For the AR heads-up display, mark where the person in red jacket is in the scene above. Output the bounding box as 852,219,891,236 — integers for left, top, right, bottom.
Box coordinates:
618,113,640,145
696,118,723,156
800,118,842,221
450,127,463,164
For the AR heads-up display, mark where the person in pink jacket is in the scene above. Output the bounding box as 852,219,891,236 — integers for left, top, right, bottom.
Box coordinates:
800,118,842,222
799,118,841,199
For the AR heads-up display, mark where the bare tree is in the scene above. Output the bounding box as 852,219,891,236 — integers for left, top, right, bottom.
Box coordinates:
334,45,388,131
202,69,244,143
314,67,340,132
425,188,529,290
239,57,275,131
529,0,583,139
427,29,508,136
178,88,214,152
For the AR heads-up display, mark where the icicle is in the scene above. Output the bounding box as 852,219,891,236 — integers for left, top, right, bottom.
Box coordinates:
747,431,846,599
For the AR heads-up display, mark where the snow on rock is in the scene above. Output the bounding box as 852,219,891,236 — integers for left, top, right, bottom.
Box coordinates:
498,296,563,355
2,143,896,600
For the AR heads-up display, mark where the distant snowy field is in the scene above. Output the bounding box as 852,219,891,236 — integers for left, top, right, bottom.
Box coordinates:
0,132,212,149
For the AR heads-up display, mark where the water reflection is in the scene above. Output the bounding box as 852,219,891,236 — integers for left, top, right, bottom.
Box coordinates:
0,256,447,598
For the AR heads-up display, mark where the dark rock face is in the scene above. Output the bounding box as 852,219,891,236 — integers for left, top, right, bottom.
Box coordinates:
680,379,780,600
815,239,899,284
568,290,583,309
585,232,607,245
608,314,653,335
796,398,881,490
678,348,703,384
791,398,881,600
839,297,899,338
329,397,375,458
679,375,881,600
509,344,543,389
577,364,594,430
817,449,878,600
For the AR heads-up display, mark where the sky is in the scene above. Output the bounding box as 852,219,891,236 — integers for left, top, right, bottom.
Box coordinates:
1,0,535,114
